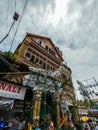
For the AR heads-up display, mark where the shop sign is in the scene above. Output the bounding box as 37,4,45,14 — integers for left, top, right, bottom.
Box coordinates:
0,81,26,100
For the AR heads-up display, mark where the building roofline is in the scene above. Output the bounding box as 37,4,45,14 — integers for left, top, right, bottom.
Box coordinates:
26,32,64,61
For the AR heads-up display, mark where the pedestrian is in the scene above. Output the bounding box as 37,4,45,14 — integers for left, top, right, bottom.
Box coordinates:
47,119,54,130
83,122,91,130
18,120,23,130
34,123,41,130
10,118,19,130
8,119,13,130
95,122,98,130
69,120,74,129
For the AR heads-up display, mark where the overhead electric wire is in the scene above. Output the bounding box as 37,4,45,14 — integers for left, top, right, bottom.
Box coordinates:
0,72,31,75
6,0,9,34
15,0,16,12
0,1,15,41
8,0,30,75
0,54,19,72
0,0,21,28
9,0,28,53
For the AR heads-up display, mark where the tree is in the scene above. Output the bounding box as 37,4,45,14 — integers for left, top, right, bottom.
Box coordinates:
4,50,19,60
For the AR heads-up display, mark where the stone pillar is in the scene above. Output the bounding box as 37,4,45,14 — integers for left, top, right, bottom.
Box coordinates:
32,91,42,127
53,92,60,128
72,102,79,124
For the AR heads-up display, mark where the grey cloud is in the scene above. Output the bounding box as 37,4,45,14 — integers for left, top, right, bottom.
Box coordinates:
0,0,98,86
28,0,56,13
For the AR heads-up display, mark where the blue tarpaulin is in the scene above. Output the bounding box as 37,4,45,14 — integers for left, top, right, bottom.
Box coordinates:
0,121,6,128
89,109,98,112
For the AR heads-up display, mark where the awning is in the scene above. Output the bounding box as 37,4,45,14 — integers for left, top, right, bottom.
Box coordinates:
0,98,14,109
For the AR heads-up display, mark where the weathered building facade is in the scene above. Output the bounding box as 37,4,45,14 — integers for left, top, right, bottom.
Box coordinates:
14,33,78,128
15,33,63,71
0,33,79,129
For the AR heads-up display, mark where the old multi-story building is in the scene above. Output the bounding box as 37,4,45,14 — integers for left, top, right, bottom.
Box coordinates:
0,33,78,129
14,33,78,128
15,33,64,71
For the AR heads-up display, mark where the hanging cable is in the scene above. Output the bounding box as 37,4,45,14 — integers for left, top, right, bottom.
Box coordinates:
0,72,31,75
15,0,16,12
0,12,19,44
9,0,28,53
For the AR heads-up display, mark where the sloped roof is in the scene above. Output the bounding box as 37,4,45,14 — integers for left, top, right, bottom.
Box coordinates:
26,32,64,61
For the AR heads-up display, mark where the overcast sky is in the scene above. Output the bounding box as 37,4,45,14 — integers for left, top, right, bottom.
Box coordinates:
0,0,98,99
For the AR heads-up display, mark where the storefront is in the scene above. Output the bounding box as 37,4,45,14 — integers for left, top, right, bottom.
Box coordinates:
0,80,27,121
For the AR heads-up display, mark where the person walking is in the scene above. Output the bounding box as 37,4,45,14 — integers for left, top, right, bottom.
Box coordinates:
47,119,54,130
95,122,98,130
83,122,91,130
10,118,19,130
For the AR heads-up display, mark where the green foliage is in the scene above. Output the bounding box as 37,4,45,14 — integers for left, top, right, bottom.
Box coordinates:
14,49,19,56
4,50,19,59
77,99,96,109
4,51,14,59
83,99,90,107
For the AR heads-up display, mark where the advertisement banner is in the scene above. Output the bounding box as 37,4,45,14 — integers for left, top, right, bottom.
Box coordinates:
0,81,26,100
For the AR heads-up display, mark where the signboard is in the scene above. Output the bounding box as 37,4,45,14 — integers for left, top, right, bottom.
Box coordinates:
0,81,26,100
60,100,68,114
